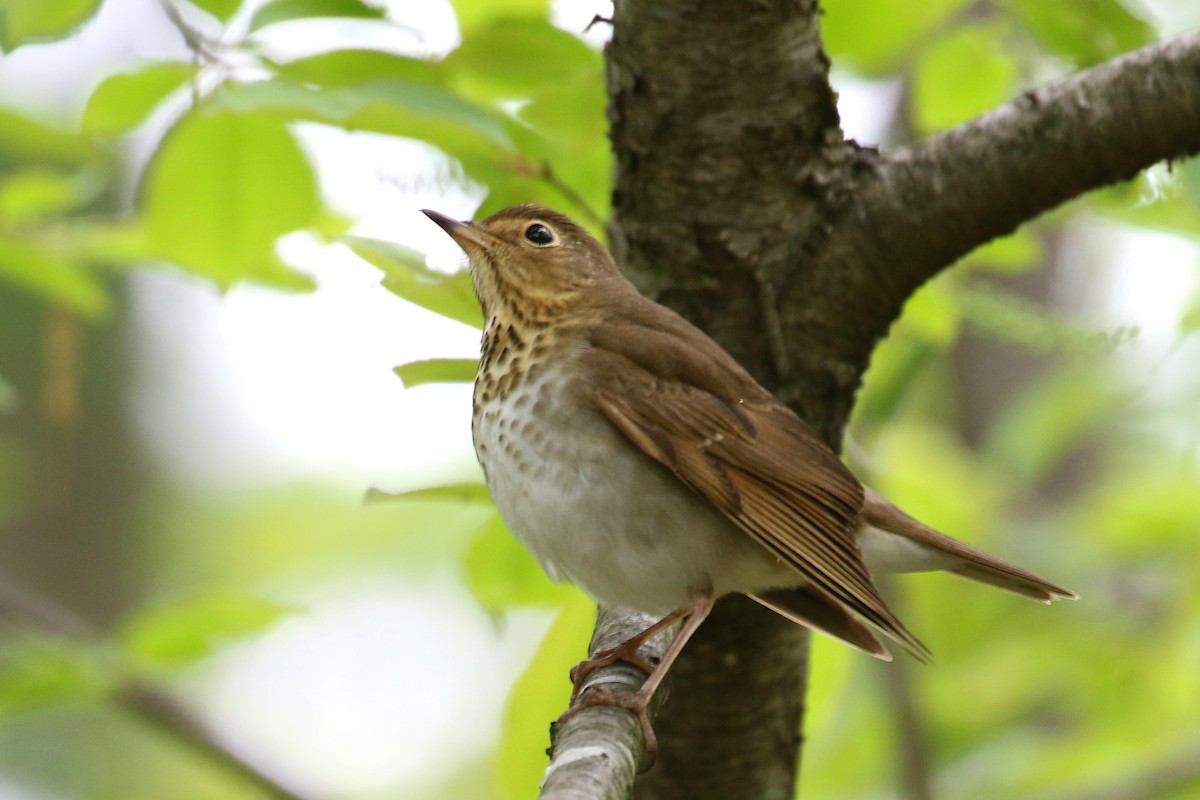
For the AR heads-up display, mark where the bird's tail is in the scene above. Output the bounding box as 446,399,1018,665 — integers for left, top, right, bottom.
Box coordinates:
861,488,1077,603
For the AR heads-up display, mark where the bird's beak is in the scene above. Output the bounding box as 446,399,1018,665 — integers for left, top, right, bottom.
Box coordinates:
422,209,497,251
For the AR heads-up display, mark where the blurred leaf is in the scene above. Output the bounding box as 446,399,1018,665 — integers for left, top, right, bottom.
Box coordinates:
452,0,549,34
0,638,107,717
250,0,386,31
0,372,17,413
0,168,101,220
986,365,1123,483
898,277,960,347
270,49,442,87
821,0,972,75
495,594,593,800
0,236,108,315
215,78,513,148
465,512,572,614
913,23,1019,134
365,482,492,505
395,357,477,388
1179,154,1200,209
184,0,243,22
346,234,483,327
0,109,102,168
1077,469,1200,557
121,593,290,669
444,18,600,99
873,421,1004,537
851,333,940,427
1008,0,1155,67
82,62,196,136
520,73,607,149
956,281,1136,354
0,0,102,51
142,110,319,286
1181,297,1200,335
963,228,1044,274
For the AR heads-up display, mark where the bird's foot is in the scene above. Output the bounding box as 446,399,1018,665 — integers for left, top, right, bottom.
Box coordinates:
567,610,685,704
568,644,658,703
556,684,659,767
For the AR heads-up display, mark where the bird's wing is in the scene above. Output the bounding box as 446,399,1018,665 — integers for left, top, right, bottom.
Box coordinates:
587,353,927,659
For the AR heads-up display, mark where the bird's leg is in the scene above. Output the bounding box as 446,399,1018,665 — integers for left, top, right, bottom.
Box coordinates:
559,594,716,759
568,608,686,703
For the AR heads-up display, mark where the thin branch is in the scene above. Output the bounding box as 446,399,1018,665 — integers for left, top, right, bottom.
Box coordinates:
846,30,1200,317
539,606,672,800
0,574,313,800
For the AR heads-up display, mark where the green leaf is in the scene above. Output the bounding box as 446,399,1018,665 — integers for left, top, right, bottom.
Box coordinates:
963,229,1043,274
141,110,320,286
1009,0,1155,67
0,168,99,220
956,281,1135,354
270,49,443,88
465,513,572,614
451,0,549,34
0,638,107,717
394,357,477,388
495,594,594,800
0,371,17,413
0,235,108,316
897,277,960,347
443,18,600,99
82,62,197,136
520,75,606,150
250,0,386,31
345,235,482,327
1182,297,1200,336
365,482,492,505
185,0,244,23
0,0,102,51
0,109,102,168
215,78,513,149
986,366,1121,482
1180,155,1200,209
821,0,973,75
912,23,1020,134
121,593,291,669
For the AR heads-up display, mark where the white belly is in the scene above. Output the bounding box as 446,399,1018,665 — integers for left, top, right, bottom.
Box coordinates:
472,369,797,614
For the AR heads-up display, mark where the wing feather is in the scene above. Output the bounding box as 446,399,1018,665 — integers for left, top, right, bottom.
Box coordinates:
588,356,928,659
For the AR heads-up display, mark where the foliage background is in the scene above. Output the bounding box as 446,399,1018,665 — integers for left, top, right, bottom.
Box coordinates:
1,0,1199,798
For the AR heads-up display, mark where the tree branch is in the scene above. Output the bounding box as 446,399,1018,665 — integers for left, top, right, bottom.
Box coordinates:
0,574,313,800
841,30,1200,342
540,607,669,799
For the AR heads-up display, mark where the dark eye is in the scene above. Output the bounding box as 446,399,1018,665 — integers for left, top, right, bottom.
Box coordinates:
524,223,555,245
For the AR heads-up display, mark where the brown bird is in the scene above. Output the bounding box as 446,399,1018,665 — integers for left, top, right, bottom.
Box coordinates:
422,204,1075,752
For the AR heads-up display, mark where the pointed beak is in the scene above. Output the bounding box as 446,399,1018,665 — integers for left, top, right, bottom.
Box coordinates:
422,209,497,251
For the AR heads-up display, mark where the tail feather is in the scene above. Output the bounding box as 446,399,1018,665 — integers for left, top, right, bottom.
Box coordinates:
751,585,931,663
861,488,1077,603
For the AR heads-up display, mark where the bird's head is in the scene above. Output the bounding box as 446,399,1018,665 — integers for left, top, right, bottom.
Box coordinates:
423,205,619,323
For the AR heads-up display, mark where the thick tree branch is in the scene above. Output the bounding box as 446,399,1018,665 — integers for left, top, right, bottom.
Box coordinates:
570,2,1200,797
827,30,1200,393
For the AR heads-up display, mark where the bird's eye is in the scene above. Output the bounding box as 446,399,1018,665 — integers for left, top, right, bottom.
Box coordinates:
524,223,555,246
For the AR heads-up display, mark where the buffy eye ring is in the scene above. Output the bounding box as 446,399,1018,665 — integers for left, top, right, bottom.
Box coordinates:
524,223,555,246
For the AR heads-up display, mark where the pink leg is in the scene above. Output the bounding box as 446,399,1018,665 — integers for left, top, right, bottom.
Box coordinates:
559,593,716,759
568,608,686,704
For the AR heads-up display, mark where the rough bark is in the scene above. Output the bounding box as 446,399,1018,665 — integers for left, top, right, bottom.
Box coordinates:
543,1,1200,797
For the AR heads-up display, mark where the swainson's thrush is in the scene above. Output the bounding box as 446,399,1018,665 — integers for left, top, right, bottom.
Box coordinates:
423,204,1074,752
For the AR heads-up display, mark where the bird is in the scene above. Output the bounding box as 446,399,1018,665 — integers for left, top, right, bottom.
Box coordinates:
421,203,1075,754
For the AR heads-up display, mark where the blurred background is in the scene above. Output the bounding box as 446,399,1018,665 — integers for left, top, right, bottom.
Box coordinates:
0,0,1198,798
